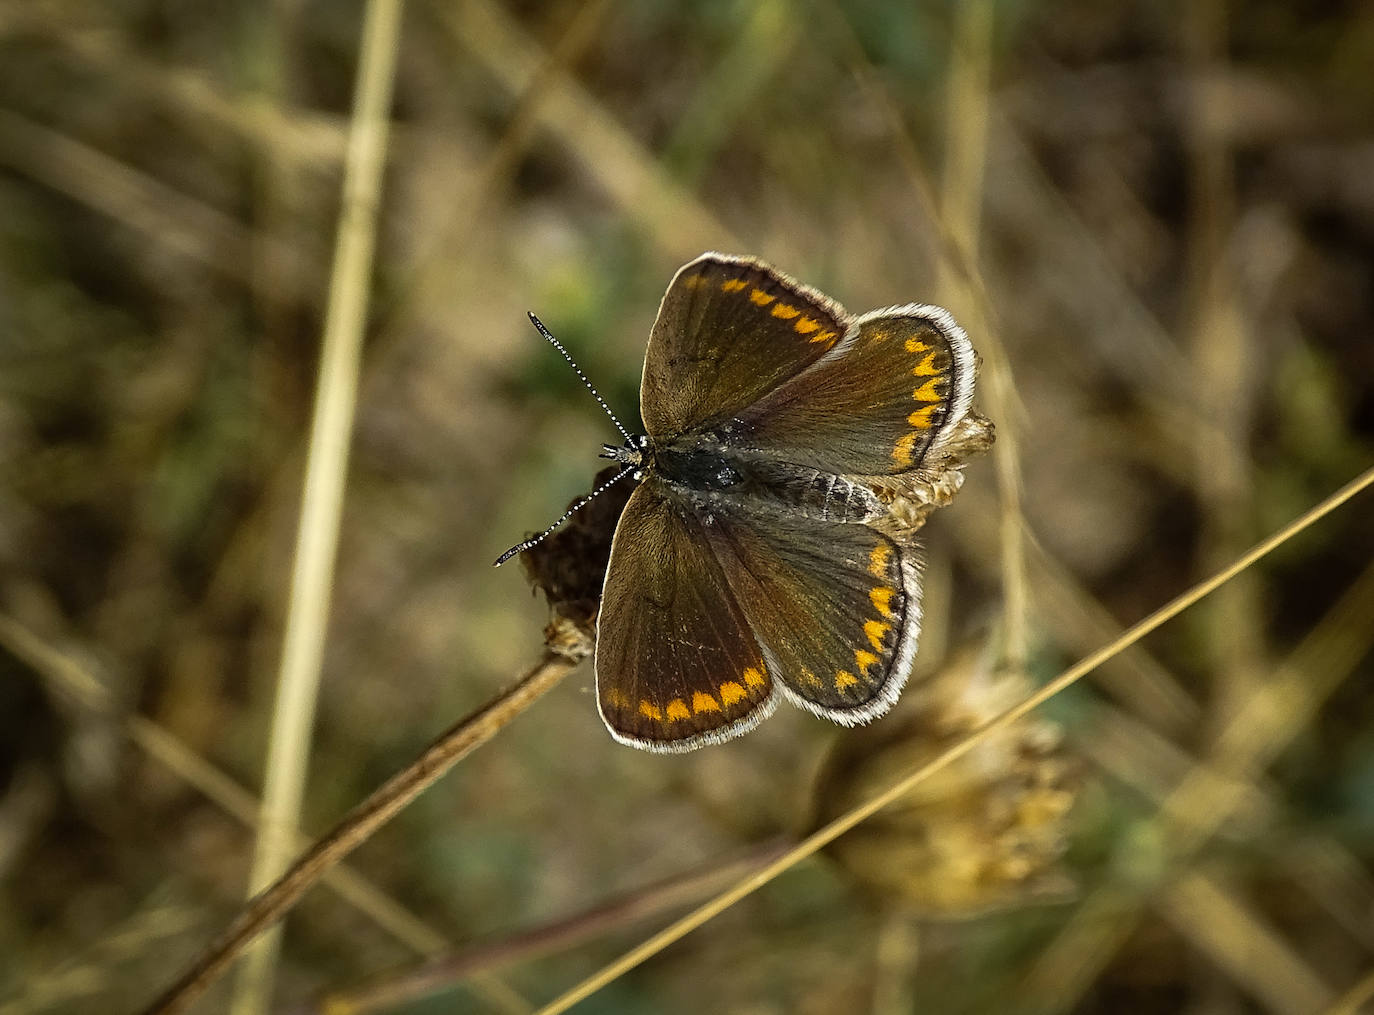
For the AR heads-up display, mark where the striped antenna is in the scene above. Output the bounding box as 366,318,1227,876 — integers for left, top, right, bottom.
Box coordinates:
493,464,637,566
494,313,643,566
527,312,634,445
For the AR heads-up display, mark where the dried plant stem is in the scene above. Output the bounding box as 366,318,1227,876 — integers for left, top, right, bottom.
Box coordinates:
1182,0,1261,746
936,0,1031,675
0,613,446,957
982,354,1030,673
534,465,1374,1015
141,650,580,1015
0,109,290,283
1158,869,1334,1012
437,0,738,252
872,908,921,1015
1326,968,1374,1015
368,0,613,361
938,0,993,253
234,1,405,1012
308,837,791,1014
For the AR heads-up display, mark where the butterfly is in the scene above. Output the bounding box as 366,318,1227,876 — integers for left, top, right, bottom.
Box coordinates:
557,253,979,752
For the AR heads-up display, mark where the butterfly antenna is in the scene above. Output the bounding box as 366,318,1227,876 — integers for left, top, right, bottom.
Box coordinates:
493,464,637,567
527,312,635,445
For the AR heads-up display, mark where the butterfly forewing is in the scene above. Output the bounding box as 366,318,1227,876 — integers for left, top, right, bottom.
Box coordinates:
596,480,777,751
641,254,850,440
701,512,921,723
730,307,975,476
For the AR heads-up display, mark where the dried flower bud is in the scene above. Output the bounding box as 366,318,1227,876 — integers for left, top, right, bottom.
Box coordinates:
521,465,632,642
811,644,1079,917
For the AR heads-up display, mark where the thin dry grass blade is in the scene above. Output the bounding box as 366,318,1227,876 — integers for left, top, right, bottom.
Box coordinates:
234,1,406,1011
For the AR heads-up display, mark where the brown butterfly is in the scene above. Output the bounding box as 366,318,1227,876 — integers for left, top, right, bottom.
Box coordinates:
583,253,982,751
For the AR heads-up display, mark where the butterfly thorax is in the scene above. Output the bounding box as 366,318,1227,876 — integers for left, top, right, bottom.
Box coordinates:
639,435,887,526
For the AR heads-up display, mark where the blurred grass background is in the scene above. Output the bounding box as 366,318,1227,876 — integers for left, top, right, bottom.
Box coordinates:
2,0,1374,1012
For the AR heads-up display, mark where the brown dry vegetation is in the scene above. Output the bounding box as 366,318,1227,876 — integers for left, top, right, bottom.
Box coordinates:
2,1,1373,1013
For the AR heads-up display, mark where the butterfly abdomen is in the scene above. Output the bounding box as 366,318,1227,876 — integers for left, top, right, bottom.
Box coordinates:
755,464,885,524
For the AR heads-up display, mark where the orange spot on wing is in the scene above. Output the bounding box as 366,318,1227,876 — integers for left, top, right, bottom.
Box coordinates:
719,681,746,706
682,274,707,289
639,700,662,720
771,303,801,319
905,337,928,354
867,328,890,343
908,405,939,429
692,691,721,713
835,670,858,690
911,351,940,376
864,619,890,650
665,698,691,721
854,649,879,672
721,278,748,293
912,378,943,402
794,317,821,335
800,668,822,687
749,288,774,306
893,431,921,466
870,585,896,618
868,543,892,577
743,665,767,687
809,330,838,345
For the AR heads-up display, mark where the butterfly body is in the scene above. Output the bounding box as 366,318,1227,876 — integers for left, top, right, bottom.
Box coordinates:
588,253,986,753
615,437,889,527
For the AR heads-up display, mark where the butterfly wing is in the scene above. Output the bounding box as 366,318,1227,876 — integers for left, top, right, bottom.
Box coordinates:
595,479,777,751
641,253,851,441
727,304,976,476
700,508,922,724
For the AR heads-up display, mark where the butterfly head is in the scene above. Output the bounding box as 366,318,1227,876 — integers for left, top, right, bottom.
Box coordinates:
599,435,650,480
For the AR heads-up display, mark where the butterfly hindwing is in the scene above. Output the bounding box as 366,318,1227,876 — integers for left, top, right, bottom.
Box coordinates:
641,253,851,441
595,480,777,751
728,306,975,476
700,509,921,724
